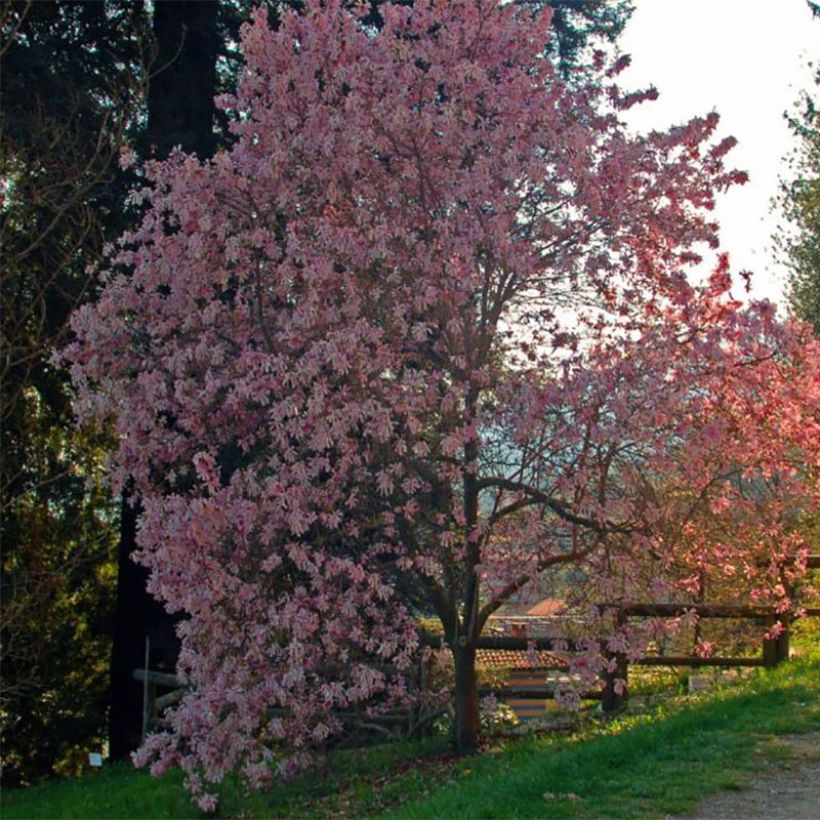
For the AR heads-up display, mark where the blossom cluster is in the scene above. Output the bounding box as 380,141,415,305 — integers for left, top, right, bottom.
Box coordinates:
67,0,819,806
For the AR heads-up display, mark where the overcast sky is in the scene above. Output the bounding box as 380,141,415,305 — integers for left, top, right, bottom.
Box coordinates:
617,0,819,304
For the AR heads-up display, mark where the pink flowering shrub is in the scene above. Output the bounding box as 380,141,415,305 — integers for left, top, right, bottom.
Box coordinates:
66,0,819,806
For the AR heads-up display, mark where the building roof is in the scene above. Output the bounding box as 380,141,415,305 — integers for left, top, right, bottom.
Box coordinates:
525,598,567,617
476,649,567,671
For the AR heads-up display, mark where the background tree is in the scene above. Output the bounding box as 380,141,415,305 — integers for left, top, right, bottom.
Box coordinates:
108,0,221,764
544,0,633,74
778,66,820,333
2,0,222,781
0,0,148,784
341,0,633,72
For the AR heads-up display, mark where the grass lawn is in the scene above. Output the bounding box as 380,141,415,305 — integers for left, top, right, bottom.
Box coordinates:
389,649,820,818
3,642,818,819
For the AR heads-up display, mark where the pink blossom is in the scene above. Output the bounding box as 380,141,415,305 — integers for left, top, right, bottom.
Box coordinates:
64,0,819,804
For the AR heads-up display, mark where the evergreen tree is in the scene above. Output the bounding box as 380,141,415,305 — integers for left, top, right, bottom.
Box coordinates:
546,0,633,74
779,68,820,334
0,0,147,784
109,0,220,762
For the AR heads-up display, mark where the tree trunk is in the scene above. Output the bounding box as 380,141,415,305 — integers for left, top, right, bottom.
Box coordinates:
109,0,218,760
453,642,480,755
109,490,182,759
144,1,218,159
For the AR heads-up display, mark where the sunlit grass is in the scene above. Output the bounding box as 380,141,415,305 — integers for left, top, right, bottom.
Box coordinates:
389,640,820,818
3,639,818,819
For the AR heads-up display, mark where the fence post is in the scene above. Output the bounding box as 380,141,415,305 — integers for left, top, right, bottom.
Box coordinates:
408,650,431,739
601,608,628,713
775,625,790,664
408,652,422,739
776,574,792,664
762,614,779,669
141,636,155,740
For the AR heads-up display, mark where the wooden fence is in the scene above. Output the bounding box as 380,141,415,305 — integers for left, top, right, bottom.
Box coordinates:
135,555,819,733
422,554,820,714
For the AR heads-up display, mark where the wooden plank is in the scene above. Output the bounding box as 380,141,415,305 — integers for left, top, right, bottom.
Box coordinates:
507,674,551,687
155,689,186,710
480,687,552,698
635,656,765,668
133,669,181,688
603,602,820,619
420,634,586,651
266,707,409,724
601,608,628,713
507,701,549,719
612,603,774,619
762,614,779,669
479,686,603,700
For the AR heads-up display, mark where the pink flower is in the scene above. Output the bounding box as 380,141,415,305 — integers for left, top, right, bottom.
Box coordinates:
66,0,820,806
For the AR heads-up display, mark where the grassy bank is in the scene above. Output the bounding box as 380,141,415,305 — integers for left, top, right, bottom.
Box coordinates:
0,737,452,819
390,649,820,818
3,644,818,819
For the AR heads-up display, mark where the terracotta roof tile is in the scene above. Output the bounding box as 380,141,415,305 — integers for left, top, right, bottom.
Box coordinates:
476,649,567,670
525,598,567,617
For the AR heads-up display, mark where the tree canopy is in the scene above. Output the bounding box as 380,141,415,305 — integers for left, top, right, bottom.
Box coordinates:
66,1,820,809
1,0,642,783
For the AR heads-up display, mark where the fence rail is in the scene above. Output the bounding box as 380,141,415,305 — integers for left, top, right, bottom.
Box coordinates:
133,668,180,688
634,656,765,668
420,634,587,652
132,666,435,741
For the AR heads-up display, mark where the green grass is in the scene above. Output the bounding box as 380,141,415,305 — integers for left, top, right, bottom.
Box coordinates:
389,646,820,818
3,643,818,819
0,762,194,820
0,736,452,819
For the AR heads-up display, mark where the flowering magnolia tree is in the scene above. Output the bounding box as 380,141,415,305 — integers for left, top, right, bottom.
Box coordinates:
67,0,819,807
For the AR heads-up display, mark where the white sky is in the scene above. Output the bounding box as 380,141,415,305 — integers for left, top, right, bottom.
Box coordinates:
617,0,819,304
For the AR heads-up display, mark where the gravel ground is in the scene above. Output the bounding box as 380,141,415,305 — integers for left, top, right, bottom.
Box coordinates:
690,731,820,819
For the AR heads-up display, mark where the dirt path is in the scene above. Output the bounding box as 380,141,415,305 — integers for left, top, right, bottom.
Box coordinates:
690,731,820,819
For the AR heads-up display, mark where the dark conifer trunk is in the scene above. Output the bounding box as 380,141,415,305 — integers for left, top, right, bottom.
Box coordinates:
109,491,181,759
144,1,218,159
109,0,218,761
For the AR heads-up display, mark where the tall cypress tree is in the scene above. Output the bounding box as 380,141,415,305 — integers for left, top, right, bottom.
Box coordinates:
1,0,147,784
109,1,220,761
